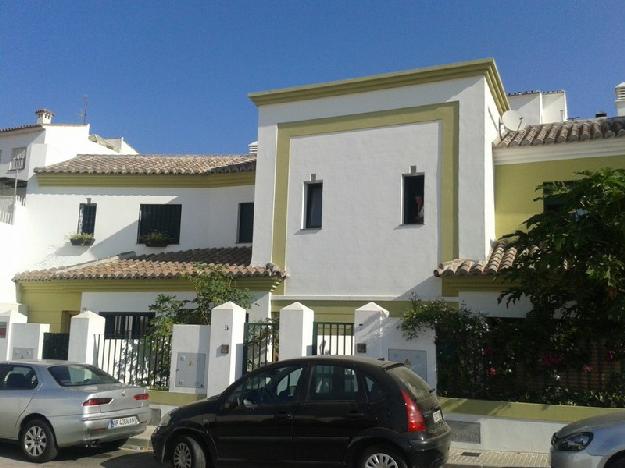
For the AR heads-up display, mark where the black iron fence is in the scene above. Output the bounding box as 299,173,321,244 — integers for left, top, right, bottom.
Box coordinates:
312,322,354,356
242,322,279,374
93,334,172,389
42,333,69,360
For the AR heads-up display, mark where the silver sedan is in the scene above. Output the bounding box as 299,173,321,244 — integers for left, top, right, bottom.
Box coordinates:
0,360,151,463
551,413,625,468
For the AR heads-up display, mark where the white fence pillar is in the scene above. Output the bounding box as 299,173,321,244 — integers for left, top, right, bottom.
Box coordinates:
0,309,28,360
11,323,49,360
206,302,246,397
68,311,105,364
279,302,314,360
169,324,210,394
354,302,390,360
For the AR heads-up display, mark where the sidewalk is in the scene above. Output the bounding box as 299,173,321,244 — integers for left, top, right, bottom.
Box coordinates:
447,447,549,468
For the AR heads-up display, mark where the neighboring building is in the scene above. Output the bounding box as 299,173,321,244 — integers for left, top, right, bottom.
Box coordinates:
0,109,137,305
6,58,625,338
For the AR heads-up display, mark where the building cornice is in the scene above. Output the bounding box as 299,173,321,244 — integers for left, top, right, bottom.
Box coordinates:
249,58,509,115
36,171,256,188
494,138,625,165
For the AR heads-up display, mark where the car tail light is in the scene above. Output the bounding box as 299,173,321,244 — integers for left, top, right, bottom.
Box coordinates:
134,393,149,401
401,389,426,432
82,398,112,407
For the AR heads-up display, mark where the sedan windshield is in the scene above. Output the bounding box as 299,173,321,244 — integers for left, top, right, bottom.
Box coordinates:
48,365,119,387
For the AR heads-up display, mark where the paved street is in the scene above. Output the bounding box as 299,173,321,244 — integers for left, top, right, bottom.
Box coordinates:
0,445,161,468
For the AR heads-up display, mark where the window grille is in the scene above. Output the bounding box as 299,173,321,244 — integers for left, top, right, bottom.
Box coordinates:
137,204,182,244
305,182,323,229
403,175,425,225
101,312,155,339
237,202,254,243
77,203,97,234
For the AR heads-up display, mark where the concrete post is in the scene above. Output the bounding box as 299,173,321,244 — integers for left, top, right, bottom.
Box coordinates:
169,324,211,394
68,310,105,364
0,309,28,360
279,302,314,360
11,323,50,360
206,302,246,396
354,302,390,360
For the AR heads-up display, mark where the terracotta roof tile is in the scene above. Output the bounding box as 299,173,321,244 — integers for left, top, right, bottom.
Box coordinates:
0,124,43,134
434,242,517,277
497,117,625,148
14,247,285,282
35,154,256,175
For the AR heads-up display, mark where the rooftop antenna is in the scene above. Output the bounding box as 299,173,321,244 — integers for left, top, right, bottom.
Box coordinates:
80,95,88,124
500,110,526,138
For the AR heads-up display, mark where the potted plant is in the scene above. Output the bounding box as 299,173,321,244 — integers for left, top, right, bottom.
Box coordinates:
142,230,170,247
69,233,95,246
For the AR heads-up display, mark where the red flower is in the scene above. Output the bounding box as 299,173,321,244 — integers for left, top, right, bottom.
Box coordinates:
488,367,497,377
582,365,592,373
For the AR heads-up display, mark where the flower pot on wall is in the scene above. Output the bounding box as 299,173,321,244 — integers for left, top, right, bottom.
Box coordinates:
69,235,95,246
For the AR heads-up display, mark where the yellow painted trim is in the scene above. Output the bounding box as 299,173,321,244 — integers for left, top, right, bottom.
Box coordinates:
272,102,459,272
495,155,625,238
36,172,255,188
17,277,283,293
18,288,81,333
149,390,206,406
271,299,412,321
440,397,625,423
441,277,510,297
249,58,509,115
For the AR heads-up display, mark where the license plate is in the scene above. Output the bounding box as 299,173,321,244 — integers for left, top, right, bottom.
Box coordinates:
432,410,443,423
109,416,139,429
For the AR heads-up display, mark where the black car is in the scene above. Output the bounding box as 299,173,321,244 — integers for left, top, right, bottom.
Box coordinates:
152,355,451,468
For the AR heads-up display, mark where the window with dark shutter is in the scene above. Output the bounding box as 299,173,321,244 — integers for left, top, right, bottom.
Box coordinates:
137,204,182,244
305,183,323,229
403,175,425,225
78,203,97,234
238,203,254,243
101,313,155,339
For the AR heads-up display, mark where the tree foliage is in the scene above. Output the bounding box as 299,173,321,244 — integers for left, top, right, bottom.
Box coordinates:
148,264,252,336
501,168,625,352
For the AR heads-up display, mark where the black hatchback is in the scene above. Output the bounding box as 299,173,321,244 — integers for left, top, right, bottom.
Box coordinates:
152,356,451,468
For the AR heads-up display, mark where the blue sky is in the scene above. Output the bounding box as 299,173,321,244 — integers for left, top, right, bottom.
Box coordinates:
1,1,623,154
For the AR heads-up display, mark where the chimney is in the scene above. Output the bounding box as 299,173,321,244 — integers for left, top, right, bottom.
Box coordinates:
595,111,608,118
248,140,258,155
616,82,625,117
35,108,54,125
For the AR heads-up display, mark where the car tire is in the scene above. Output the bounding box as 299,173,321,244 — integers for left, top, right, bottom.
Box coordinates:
358,445,408,468
20,418,58,463
607,453,625,468
171,435,206,468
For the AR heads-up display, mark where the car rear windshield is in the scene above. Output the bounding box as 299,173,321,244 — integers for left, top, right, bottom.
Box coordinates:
387,365,432,400
48,365,118,387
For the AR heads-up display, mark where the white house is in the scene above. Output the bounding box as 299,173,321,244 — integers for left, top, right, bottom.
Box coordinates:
4,58,625,354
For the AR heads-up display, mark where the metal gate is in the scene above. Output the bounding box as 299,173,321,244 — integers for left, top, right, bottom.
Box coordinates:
242,322,279,374
312,322,354,356
42,333,70,360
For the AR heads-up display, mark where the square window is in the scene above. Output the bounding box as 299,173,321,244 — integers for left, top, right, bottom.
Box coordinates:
101,313,155,339
78,203,97,235
403,175,425,224
137,204,182,244
305,182,323,229
237,203,254,243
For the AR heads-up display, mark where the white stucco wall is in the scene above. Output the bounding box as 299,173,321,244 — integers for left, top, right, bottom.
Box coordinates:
508,94,542,125
542,92,568,123
285,122,441,298
459,291,532,318
18,180,255,272
252,75,495,299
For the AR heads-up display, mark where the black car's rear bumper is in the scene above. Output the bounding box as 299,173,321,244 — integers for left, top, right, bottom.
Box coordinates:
151,427,167,463
400,430,452,468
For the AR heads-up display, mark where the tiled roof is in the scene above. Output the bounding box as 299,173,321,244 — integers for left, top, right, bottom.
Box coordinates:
35,154,256,175
14,247,285,282
434,242,517,277
497,117,625,148
0,124,43,134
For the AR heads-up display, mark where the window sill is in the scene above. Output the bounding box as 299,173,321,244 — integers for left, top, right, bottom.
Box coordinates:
298,227,322,234
396,223,425,229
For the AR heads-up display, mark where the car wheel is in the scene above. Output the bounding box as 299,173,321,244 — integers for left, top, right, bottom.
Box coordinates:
359,445,408,468
171,435,206,468
20,418,58,463
607,453,625,468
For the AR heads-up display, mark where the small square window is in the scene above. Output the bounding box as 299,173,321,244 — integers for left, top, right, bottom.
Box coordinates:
403,175,425,224
137,204,182,244
305,182,323,229
237,203,254,243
